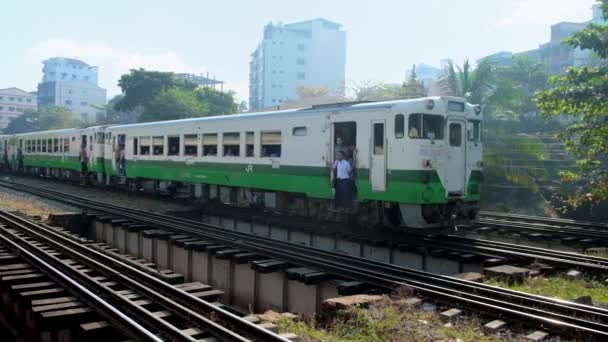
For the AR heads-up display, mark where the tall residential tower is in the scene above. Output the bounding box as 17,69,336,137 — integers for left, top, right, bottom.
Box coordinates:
37,57,107,122
249,18,346,111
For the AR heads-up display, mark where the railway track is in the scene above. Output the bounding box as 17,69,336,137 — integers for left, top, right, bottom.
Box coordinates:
0,209,290,342
477,211,608,243
0,180,607,339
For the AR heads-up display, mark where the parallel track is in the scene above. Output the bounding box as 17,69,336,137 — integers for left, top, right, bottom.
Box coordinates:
0,209,289,342
1,180,607,339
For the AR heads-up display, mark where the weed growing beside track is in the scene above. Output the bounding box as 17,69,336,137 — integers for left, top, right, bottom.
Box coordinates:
276,297,522,342
485,277,608,305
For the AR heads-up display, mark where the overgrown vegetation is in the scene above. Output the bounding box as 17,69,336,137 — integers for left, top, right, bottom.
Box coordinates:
536,0,608,209
276,298,514,342
486,277,608,304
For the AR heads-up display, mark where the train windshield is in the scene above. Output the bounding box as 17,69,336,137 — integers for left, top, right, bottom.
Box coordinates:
408,114,444,140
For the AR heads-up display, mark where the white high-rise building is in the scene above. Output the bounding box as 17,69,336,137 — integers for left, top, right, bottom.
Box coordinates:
0,88,37,129
249,18,346,111
37,57,106,122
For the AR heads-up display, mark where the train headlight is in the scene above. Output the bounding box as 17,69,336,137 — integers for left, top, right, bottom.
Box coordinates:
475,106,482,115
423,159,433,168
426,99,435,110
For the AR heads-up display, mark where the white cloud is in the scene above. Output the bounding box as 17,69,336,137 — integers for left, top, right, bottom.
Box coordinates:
28,38,207,97
496,0,597,28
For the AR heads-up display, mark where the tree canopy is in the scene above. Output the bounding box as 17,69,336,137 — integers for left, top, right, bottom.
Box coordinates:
115,69,238,122
3,107,82,134
535,0,608,206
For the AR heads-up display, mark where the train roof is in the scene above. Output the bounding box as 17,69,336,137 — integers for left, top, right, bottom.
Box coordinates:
108,96,470,131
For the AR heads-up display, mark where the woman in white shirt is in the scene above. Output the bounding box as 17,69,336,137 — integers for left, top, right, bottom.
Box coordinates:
330,150,354,209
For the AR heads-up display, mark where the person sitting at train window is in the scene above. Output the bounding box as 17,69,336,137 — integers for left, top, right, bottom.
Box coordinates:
328,150,354,210
409,126,419,138
79,146,88,183
154,146,163,155
334,136,350,159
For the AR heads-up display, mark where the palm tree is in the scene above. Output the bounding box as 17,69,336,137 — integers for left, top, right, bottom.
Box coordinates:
438,59,497,105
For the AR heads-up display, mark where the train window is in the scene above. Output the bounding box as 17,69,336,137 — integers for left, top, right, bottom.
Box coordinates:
449,123,462,147
184,135,198,156
292,127,307,136
96,132,104,144
139,136,150,155
246,132,254,157
64,138,69,153
133,137,138,155
153,136,164,155
168,136,180,156
409,114,444,140
373,123,385,155
395,114,405,139
53,139,59,153
261,131,281,157
47,139,52,153
202,134,218,156
467,121,481,142
37,140,41,152
223,132,240,157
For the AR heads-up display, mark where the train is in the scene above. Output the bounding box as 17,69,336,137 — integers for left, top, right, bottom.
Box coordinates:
0,96,483,228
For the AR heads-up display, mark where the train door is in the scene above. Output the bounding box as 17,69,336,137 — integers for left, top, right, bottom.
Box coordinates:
370,120,386,192
446,118,466,195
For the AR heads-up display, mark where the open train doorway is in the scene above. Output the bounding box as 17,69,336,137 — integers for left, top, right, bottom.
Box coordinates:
332,122,357,163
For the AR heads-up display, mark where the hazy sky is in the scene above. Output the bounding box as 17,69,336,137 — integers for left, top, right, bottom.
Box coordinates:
1,0,598,102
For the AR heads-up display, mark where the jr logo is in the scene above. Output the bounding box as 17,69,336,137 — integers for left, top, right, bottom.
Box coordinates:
245,165,253,172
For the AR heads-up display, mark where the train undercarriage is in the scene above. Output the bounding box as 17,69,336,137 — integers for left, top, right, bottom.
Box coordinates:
19,165,478,229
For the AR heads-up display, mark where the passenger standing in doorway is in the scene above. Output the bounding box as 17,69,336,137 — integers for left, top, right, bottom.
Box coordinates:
334,137,350,160
79,145,88,182
328,151,353,209
16,147,23,172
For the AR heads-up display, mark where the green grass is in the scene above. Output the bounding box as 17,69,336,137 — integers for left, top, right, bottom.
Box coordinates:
486,277,608,304
276,298,502,342
585,249,608,259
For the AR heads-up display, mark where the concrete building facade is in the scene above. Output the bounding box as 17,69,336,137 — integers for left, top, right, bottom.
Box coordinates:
37,57,106,122
249,18,346,111
0,88,37,129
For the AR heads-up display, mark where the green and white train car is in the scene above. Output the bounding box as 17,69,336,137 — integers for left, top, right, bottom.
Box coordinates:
2,97,483,228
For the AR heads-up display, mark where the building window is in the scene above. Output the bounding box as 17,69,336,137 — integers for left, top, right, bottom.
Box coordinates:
0,106,3,111
9,97,14,101
17,98,22,102
26,99,31,103
80,101,88,106
296,58,306,65
0,96,3,100
8,107,14,112
65,100,72,105
297,72,306,80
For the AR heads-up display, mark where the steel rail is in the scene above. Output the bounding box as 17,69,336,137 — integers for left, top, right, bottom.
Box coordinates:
480,211,608,230
0,210,288,342
2,181,607,338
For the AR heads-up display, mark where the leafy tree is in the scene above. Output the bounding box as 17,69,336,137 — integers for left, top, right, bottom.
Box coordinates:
95,95,140,125
535,0,608,206
353,81,405,101
438,59,497,105
115,69,198,111
194,87,238,115
139,88,208,122
3,107,81,134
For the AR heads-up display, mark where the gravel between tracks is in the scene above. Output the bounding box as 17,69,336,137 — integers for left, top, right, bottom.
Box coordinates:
0,175,199,217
